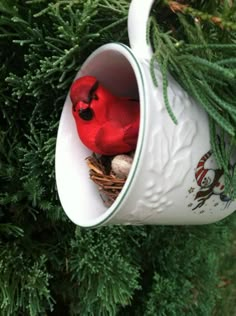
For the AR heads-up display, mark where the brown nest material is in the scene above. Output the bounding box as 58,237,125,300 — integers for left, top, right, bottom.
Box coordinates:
86,154,126,206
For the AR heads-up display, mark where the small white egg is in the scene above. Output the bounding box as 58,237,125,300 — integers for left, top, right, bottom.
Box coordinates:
111,154,133,179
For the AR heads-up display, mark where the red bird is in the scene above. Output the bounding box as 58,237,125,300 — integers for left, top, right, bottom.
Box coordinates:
70,76,140,156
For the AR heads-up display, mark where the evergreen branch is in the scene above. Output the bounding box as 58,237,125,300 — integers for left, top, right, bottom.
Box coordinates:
182,43,236,51
178,55,235,80
209,118,229,174
216,57,236,65
200,79,236,115
209,118,235,196
150,53,159,87
183,69,235,136
0,248,54,316
0,224,24,237
161,53,178,124
166,0,236,30
97,16,127,34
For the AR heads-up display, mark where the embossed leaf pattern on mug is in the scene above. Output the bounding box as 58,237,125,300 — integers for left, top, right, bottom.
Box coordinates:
165,120,197,190
130,77,198,223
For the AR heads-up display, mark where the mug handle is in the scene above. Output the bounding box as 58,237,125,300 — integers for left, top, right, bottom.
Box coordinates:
128,0,154,60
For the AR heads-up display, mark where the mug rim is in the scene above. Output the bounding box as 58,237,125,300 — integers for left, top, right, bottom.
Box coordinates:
55,42,147,228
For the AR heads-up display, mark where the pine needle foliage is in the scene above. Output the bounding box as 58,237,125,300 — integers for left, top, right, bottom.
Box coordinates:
0,0,236,315
69,226,144,316
0,245,54,316
149,0,236,198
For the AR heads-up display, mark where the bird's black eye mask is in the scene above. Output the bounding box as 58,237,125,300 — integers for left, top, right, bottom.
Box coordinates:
79,107,94,121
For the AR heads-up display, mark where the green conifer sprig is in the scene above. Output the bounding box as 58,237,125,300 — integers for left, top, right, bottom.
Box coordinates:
69,226,143,315
0,247,53,316
166,0,236,30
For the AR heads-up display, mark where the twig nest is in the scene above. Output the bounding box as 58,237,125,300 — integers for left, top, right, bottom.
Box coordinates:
111,154,133,179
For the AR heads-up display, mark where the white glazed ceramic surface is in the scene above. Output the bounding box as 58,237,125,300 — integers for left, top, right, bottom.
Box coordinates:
55,0,236,227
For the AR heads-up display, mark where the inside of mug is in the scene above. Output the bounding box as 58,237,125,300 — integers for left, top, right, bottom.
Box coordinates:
56,44,142,227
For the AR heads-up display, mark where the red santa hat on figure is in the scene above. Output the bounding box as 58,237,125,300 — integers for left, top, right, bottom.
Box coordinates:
195,151,215,188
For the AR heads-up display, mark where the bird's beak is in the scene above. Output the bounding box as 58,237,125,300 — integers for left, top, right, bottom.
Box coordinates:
77,100,90,111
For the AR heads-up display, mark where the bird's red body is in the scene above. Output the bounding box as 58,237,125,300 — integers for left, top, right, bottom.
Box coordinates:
70,76,140,155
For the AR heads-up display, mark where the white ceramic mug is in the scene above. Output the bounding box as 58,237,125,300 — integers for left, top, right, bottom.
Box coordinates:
55,0,236,227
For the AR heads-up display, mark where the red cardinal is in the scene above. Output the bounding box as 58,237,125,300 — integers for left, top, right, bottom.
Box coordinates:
70,76,140,155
